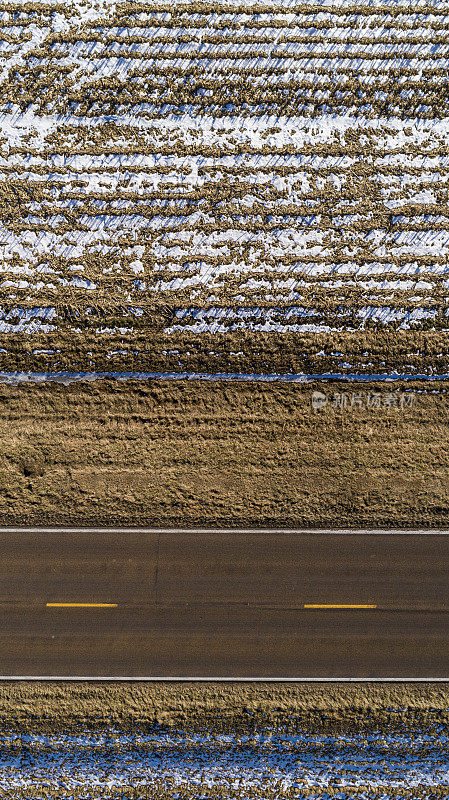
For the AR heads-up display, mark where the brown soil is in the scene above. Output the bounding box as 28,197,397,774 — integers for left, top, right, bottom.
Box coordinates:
0,379,447,527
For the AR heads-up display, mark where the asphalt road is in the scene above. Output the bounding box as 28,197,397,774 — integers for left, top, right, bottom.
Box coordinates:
0,529,448,677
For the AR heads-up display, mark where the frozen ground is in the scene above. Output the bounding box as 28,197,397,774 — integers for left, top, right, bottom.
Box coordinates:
0,727,448,798
0,369,449,384
0,0,449,377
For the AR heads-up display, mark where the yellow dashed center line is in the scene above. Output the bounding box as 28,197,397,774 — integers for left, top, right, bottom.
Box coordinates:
304,604,377,609
46,603,118,608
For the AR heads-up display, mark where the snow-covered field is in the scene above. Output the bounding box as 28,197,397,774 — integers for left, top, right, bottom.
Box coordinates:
0,727,448,797
0,0,449,379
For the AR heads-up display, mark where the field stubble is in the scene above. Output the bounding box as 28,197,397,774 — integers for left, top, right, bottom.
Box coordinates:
0,680,448,733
